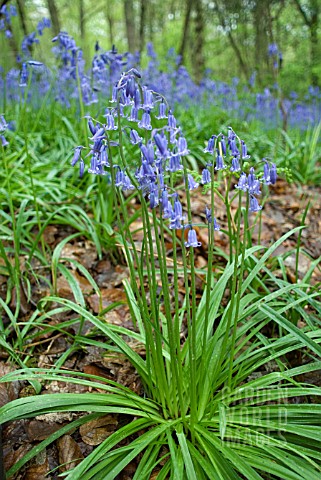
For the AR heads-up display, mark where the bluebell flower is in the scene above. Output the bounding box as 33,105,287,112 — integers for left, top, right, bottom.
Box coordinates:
187,174,199,190
0,115,8,132
158,172,165,188
111,84,118,103
168,110,177,129
264,161,277,185
87,117,98,135
173,195,184,221
99,145,109,166
227,126,235,140
162,200,173,219
249,195,262,212
230,156,240,172
128,106,139,122
122,173,135,190
169,128,179,144
268,43,278,56
142,87,154,110
177,137,189,156
105,112,117,130
115,166,125,186
141,159,155,178
270,163,277,184
156,102,167,119
37,17,51,35
138,110,152,130
235,172,248,191
134,88,141,109
169,211,182,230
125,76,136,98
247,168,261,195
229,137,240,157
204,135,216,154
79,159,85,178
220,136,227,155
167,154,182,172
205,207,220,230
140,142,155,164
185,227,201,248
160,188,169,211
154,133,168,157
19,63,28,87
241,140,250,159
71,146,83,166
0,135,8,146
130,129,142,144
88,154,100,174
201,168,211,184
149,190,159,209
215,155,226,170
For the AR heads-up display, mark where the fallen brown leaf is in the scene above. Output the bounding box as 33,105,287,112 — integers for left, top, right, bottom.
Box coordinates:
57,434,84,472
79,415,118,446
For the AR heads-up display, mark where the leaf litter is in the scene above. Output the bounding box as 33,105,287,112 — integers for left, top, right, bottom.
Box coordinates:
0,181,321,478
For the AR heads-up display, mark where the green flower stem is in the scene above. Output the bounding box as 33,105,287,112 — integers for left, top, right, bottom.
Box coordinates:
143,205,173,416
112,103,171,414
227,193,249,389
220,189,243,390
182,164,197,436
106,139,163,405
1,142,22,332
75,60,88,145
225,176,234,264
203,159,216,349
158,211,186,419
171,219,186,421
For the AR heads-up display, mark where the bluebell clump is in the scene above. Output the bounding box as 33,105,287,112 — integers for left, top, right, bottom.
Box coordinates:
71,69,278,247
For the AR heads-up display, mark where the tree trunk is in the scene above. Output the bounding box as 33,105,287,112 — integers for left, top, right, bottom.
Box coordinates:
253,0,269,84
46,0,61,36
16,0,28,36
178,0,193,64
310,0,319,86
139,0,146,53
0,3,19,61
80,0,85,41
193,0,205,83
105,1,114,47
124,0,137,52
215,0,249,81
293,0,320,86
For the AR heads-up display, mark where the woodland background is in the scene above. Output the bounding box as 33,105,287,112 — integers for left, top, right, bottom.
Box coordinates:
1,0,321,96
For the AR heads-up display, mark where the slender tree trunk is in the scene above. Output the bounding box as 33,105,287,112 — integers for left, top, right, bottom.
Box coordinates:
310,3,319,86
178,0,193,64
46,0,61,36
215,0,249,81
124,0,137,52
193,0,205,83
139,0,146,53
105,1,114,47
293,0,320,86
253,0,271,84
16,0,28,36
80,0,85,41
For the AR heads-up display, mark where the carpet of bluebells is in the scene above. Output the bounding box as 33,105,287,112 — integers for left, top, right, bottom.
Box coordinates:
1,5,321,132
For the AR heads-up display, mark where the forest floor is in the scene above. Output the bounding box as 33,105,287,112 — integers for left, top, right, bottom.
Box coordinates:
1,179,321,479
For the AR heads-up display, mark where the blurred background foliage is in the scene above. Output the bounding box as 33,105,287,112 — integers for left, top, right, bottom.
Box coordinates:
1,0,320,96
